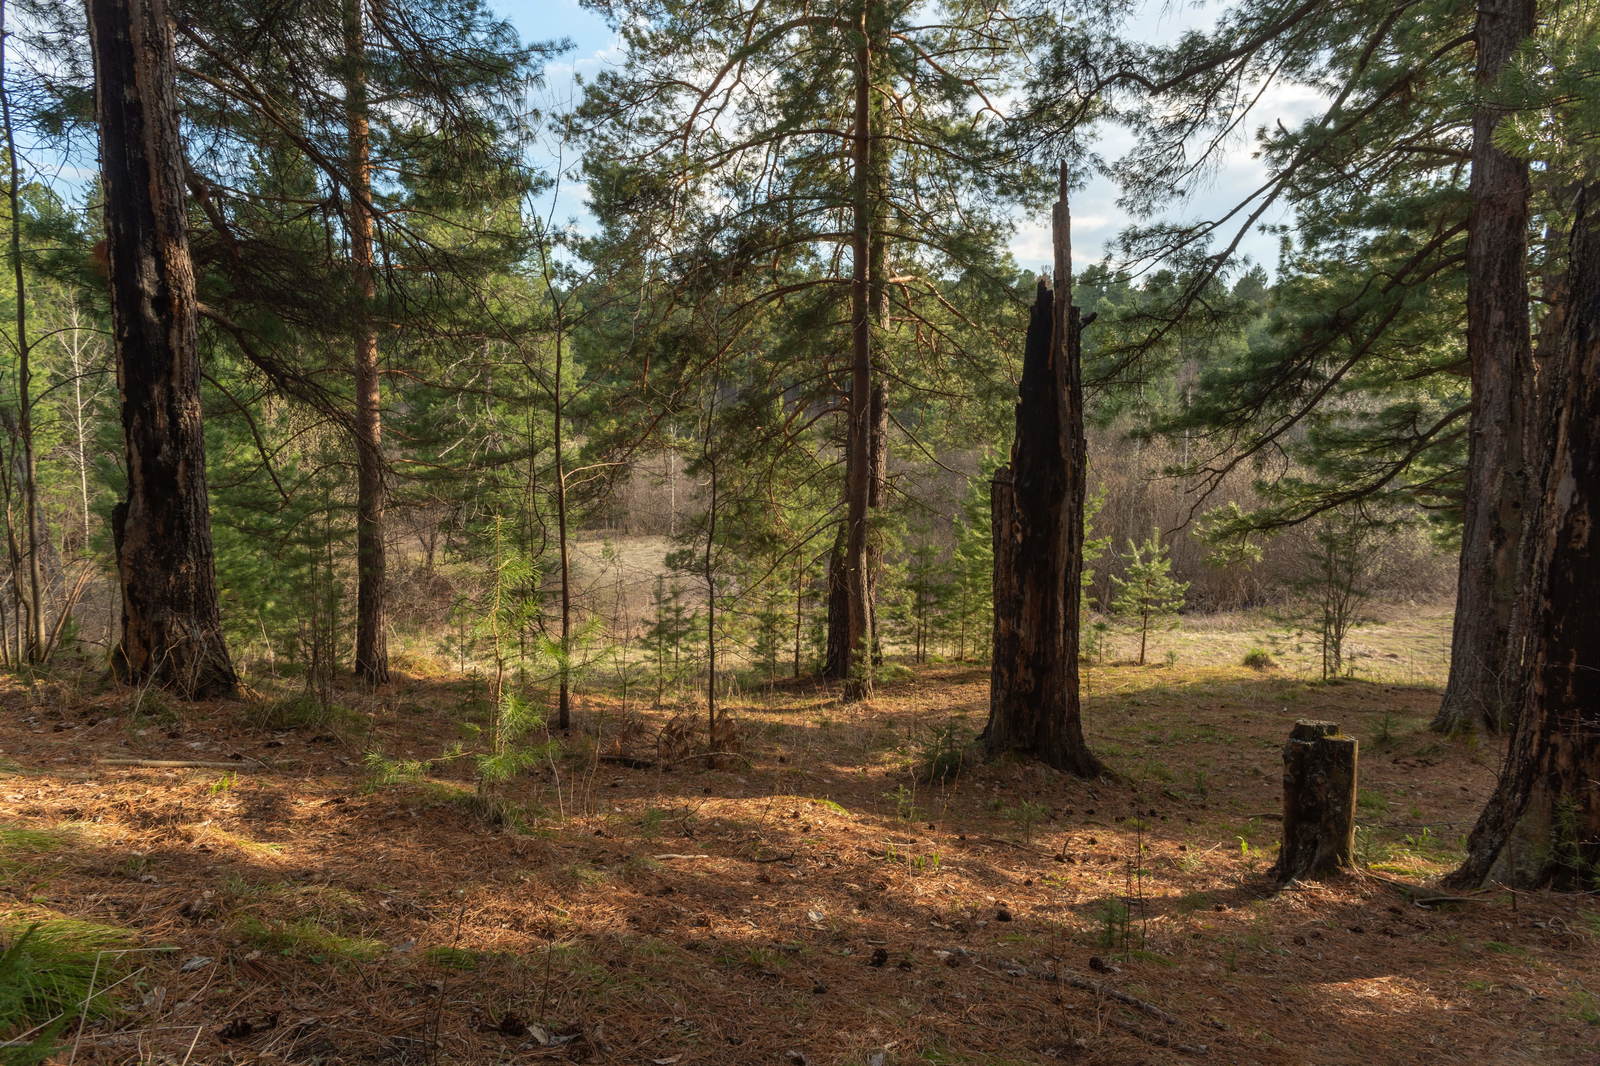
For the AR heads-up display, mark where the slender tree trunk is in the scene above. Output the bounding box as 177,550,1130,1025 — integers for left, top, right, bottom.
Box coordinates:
1448,183,1600,890
793,553,804,679
66,308,96,550
344,0,388,686
866,378,887,667
1434,0,1537,734
833,13,874,697
702,378,719,757
88,0,236,698
0,4,44,663
824,523,848,676
832,1,888,701
553,318,572,730
984,165,1103,778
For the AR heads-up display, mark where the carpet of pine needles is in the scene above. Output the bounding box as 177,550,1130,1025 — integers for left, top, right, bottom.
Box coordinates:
2,613,1597,1065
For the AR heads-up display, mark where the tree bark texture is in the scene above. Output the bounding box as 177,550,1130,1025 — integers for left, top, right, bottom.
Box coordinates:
824,523,849,678
1448,183,1600,891
1435,0,1537,734
345,0,388,686
1269,720,1358,884
88,0,237,698
832,9,876,700
983,168,1102,777
827,1,890,698
0,3,45,662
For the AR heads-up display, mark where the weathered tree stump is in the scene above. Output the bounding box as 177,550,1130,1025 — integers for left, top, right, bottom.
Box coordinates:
1269,720,1358,884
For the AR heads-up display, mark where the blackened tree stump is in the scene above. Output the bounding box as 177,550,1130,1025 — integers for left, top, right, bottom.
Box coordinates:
1270,720,1358,884
981,164,1103,778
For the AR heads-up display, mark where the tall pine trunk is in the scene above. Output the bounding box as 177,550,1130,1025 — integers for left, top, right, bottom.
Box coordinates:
1448,183,1600,890
553,314,572,730
1434,0,1536,734
833,3,877,700
0,3,44,663
344,0,388,685
827,1,890,697
88,0,237,698
984,167,1103,778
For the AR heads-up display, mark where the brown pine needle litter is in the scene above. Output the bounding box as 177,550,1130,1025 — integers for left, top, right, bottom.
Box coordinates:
0,630,1595,1064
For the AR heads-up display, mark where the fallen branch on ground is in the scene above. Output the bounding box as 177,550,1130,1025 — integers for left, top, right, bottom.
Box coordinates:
99,758,250,769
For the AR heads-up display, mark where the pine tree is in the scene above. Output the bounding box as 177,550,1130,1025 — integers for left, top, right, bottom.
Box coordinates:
88,0,237,698
1039,0,1549,733
576,0,1047,700
1109,531,1187,667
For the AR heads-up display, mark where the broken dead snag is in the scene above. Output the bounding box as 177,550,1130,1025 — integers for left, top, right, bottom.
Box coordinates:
1269,719,1358,884
983,161,1102,777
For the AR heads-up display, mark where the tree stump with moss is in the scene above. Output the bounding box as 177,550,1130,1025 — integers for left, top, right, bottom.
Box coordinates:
1269,720,1358,884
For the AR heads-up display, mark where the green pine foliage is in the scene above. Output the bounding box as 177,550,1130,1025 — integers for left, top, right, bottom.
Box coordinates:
1109,531,1189,666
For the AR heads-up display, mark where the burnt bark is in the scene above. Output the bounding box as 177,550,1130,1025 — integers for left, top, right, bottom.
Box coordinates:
89,0,236,698
983,167,1103,778
1448,183,1600,890
1269,720,1358,884
1434,0,1537,734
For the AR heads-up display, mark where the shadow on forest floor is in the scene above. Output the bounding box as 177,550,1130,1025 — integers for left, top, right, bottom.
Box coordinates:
0,646,1593,1065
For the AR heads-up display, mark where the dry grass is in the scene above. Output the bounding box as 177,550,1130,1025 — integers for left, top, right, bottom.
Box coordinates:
0,608,1594,1065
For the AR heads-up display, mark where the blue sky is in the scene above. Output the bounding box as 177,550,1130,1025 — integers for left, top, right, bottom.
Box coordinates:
494,0,1322,276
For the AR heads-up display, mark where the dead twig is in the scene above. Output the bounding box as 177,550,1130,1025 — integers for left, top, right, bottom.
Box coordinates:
98,758,250,770
1106,1016,1208,1055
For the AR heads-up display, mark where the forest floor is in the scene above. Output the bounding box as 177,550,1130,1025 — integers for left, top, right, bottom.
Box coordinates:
2,606,1597,1065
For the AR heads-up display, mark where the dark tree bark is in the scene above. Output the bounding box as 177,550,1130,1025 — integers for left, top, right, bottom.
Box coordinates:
1447,183,1600,891
831,13,876,701
1269,720,1358,884
0,1,44,663
866,379,887,667
1434,0,1537,734
826,1,889,699
983,167,1103,778
824,523,849,678
553,321,572,730
345,0,389,686
88,0,237,699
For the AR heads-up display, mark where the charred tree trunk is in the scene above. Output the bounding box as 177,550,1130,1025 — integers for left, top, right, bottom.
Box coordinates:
1434,0,1537,734
1269,720,1358,884
88,0,236,698
983,166,1103,778
345,0,388,686
1448,183,1600,891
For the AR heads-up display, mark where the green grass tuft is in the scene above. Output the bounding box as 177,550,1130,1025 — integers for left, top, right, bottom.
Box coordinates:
424,945,483,971
230,916,385,964
0,917,136,1058
245,694,367,736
